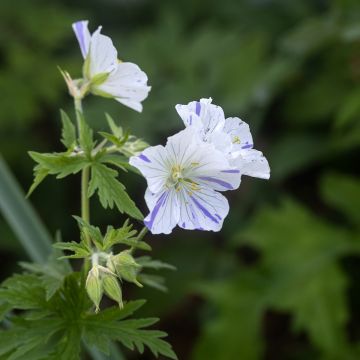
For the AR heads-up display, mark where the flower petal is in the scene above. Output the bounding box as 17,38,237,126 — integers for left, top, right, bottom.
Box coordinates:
231,149,270,179
184,140,241,191
144,189,179,234
178,186,229,232
97,62,151,112
72,20,91,59
129,145,170,193
89,27,118,76
224,117,253,151
176,98,226,139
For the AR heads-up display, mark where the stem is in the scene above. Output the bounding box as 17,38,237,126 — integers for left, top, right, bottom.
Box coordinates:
74,97,91,249
129,227,148,255
74,97,83,136
81,167,90,226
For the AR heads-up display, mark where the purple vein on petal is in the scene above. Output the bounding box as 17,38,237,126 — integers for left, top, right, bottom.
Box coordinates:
198,176,233,190
144,192,167,230
221,169,240,173
191,196,219,224
195,102,201,116
139,154,151,163
241,143,253,149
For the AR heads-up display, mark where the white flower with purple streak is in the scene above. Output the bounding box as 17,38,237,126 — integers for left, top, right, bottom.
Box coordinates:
72,20,150,112
129,127,241,234
175,98,270,180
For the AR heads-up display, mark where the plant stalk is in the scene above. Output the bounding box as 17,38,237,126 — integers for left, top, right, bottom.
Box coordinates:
74,97,91,256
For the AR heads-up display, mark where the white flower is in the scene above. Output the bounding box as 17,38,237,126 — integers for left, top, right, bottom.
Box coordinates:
129,127,241,234
175,98,270,179
72,20,151,112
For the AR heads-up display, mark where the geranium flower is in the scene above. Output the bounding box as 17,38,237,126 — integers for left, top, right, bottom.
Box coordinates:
129,128,241,234
175,98,270,179
72,20,150,112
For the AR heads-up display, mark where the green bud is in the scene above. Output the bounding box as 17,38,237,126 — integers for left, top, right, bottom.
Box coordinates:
86,265,103,312
103,273,123,309
111,251,143,287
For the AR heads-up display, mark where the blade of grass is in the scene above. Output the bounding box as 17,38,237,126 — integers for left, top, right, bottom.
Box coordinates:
0,155,126,360
0,155,51,262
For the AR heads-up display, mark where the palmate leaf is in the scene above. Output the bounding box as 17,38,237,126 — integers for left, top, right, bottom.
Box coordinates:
83,304,177,359
28,151,88,179
88,162,143,220
239,198,358,357
28,151,89,195
0,271,176,360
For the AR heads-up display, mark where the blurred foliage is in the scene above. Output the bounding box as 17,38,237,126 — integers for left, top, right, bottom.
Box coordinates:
0,0,360,359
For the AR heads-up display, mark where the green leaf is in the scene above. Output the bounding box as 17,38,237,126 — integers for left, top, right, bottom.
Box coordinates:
78,111,94,156
239,199,355,356
0,302,12,321
136,256,176,271
20,249,71,301
88,163,143,220
106,113,123,138
103,221,138,251
29,151,88,179
53,241,91,259
103,222,151,252
27,165,49,197
73,216,103,250
60,110,76,149
194,271,267,360
138,274,168,292
321,173,360,227
100,153,140,174
0,274,45,310
83,301,177,359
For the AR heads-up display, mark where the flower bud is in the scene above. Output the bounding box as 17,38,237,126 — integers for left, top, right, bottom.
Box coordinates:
103,273,123,309
110,251,143,287
86,265,103,312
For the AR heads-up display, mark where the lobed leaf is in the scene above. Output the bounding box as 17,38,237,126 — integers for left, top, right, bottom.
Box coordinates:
88,163,143,220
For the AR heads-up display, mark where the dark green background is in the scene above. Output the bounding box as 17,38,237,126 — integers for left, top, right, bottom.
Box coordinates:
1,0,359,359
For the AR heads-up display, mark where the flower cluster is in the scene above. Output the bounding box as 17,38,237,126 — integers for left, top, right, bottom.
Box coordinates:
130,98,270,234
68,21,270,236
72,20,150,111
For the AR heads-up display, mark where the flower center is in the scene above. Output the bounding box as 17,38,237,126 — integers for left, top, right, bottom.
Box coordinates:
170,165,182,184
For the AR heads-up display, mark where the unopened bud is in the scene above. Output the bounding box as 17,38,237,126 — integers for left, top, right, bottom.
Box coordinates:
110,251,142,287
103,273,123,309
86,265,103,312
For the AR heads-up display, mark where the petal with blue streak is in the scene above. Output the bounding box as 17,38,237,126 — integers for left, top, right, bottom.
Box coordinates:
178,186,229,232
129,145,169,193
144,189,179,234
175,98,225,141
72,20,91,59
224,117,253,152
187,141,241,191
